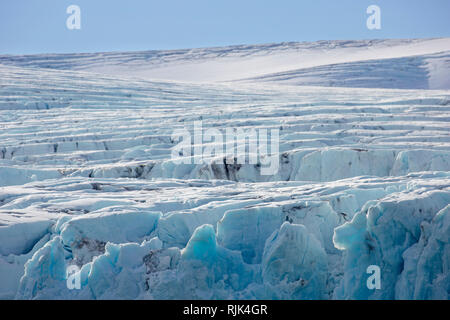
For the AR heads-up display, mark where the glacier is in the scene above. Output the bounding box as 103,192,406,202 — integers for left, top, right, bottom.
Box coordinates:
0,39,449,300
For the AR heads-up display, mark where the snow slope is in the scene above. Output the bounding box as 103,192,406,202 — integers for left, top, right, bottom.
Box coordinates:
0,39,449,300
1,38,450,89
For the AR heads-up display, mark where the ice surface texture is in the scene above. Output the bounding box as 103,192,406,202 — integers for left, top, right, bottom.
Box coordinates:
0,39,449,299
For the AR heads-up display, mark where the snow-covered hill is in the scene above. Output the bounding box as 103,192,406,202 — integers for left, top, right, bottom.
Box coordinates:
0,39,449,300
1,38,450,89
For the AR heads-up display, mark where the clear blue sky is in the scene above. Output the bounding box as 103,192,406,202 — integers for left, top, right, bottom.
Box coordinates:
1,0,449,54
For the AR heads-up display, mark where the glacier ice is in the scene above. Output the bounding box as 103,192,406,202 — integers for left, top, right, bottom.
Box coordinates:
0,39,450,300
59,208,160,265
333,186,450,299
396,204,450,299
262,222,328,299
7,174,448,300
